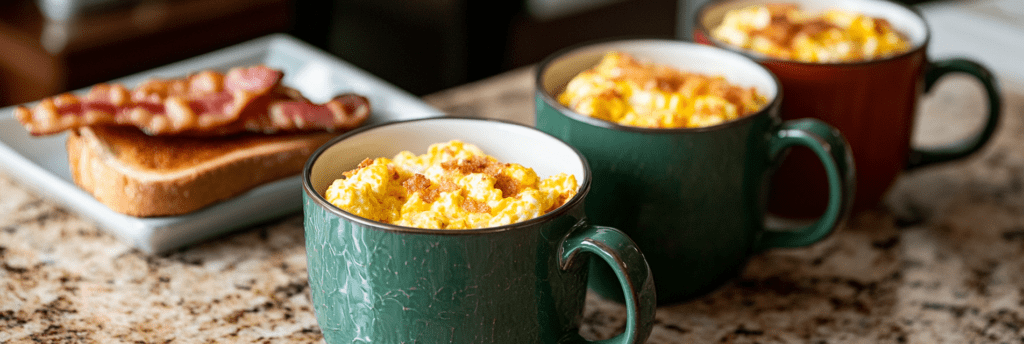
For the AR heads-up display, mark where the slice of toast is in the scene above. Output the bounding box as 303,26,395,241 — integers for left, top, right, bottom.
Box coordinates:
67,126,335,217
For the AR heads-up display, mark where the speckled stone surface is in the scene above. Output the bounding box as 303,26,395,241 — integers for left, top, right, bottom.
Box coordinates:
2,66,1023,343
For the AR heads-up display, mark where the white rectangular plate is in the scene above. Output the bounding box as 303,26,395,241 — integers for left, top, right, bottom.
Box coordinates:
0,34,443,254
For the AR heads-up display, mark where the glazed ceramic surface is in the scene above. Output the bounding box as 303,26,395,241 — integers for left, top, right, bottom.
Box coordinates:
535,39,855,304
302,118,656,343
694,0,1001,216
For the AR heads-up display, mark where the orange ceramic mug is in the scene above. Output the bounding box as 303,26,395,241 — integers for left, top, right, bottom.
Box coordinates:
694,0,1001,217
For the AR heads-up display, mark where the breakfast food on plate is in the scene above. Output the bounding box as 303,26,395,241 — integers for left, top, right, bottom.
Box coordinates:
16,65,369,136
324,140,578,229
17,65,371,217
67,126,335,216
557,51,768,128
710,4,913,63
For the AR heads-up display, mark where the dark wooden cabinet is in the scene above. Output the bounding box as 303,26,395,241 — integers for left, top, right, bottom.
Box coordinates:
0,0,680,104
0,0,292,106
326,0,679,96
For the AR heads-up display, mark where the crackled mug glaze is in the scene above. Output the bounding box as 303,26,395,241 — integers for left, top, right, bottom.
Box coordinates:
535,39,855,304
694,0,1002,217
302,117,656,343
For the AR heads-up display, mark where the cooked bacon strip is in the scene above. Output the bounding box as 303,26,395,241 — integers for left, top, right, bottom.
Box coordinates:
15,66,279,136
267,93,371,131
171,88,371,136
15,65,371,136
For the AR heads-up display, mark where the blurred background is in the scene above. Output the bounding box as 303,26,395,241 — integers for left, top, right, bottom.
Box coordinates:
0,0,1001,107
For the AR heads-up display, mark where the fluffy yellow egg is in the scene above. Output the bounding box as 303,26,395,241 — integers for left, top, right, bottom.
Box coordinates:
711,4,913,63
557,51,767,129
324,140,578,229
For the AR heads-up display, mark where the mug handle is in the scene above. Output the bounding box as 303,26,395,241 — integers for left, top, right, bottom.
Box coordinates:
907,58,1001,169
760,119,855,250
560,223,656,344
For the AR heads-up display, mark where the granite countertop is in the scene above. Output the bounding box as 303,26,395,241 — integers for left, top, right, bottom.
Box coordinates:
2,65,1023,343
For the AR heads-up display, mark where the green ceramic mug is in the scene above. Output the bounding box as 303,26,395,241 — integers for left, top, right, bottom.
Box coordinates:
302,117,656,343
535,39,855,304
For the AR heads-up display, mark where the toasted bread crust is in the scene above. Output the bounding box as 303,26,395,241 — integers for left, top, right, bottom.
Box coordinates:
67,126,334,217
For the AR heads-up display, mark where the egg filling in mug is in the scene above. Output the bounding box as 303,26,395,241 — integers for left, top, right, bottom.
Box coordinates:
303,117,656,343
535,38,855,304
557,51,769,128
323,140,578,229
711,3,913,63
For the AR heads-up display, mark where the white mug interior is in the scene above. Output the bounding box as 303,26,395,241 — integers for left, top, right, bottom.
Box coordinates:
698,0,928,51
539,39,779,106
308,118,587,197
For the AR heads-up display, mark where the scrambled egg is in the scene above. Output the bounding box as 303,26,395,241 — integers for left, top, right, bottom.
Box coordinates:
557,51,768,129
324,140,578,229
711,4,913,63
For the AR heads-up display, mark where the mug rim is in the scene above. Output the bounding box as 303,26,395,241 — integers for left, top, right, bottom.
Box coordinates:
693,0,931,67
302,116,593,235
534,37,784,134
